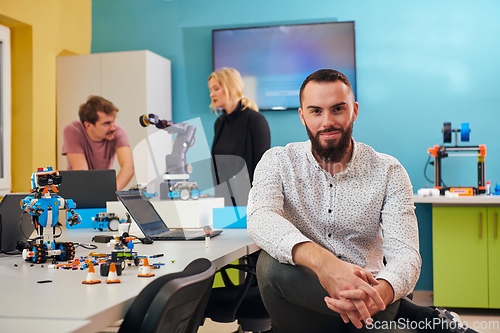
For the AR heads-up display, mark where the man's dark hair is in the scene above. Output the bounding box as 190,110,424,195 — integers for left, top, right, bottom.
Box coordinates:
299,69,354,108
78,95,118,125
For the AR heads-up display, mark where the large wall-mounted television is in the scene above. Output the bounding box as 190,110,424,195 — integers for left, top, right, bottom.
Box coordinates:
212,21,356,111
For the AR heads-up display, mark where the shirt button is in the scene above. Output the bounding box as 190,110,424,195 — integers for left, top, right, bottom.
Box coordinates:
328,209,332,213
330,184,333,188
328,233,332,238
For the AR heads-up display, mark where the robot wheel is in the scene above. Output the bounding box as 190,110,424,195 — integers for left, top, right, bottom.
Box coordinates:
57,242,76,261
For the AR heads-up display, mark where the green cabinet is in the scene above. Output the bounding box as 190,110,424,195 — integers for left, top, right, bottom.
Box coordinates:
488,208,500,308
433,206,500,308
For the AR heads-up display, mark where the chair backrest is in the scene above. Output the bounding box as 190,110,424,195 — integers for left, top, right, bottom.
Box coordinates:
119,258,216,333
204,251,271,332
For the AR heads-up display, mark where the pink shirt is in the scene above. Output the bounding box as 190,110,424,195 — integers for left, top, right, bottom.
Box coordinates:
61,120,130,170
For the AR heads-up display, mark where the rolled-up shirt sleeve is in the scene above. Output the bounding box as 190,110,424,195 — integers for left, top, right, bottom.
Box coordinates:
247,149,311,265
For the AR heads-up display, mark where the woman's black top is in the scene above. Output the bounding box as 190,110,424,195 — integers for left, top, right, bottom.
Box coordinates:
211,100,271,205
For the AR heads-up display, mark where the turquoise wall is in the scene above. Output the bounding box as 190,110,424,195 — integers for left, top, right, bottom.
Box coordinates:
91,0,500,290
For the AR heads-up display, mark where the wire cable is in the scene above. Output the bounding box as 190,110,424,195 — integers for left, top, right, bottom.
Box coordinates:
424,155,434,184
424,151,447,188
74,243,98,250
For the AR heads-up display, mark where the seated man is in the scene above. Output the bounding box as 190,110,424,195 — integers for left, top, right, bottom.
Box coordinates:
247,69,478,333
62,95,134,191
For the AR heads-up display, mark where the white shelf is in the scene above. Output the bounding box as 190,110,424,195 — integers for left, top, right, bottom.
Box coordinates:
413,194,500,205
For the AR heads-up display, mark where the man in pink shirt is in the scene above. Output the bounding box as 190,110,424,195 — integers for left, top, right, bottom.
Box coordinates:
62,95,134,191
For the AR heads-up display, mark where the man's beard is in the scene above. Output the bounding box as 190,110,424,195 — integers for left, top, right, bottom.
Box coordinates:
305,122,353,163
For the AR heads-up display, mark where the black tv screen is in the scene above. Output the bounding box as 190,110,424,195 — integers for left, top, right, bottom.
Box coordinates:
212,21,356,111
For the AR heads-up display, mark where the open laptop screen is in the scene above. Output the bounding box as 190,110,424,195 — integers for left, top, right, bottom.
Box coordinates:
116,191,167,236
58,170,118,209
0,193,34,252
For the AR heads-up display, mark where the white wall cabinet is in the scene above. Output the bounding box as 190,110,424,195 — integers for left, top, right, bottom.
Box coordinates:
56,50,172,190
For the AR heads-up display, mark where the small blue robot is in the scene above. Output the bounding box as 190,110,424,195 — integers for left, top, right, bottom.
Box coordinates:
20,167,82,263
91,212,121,231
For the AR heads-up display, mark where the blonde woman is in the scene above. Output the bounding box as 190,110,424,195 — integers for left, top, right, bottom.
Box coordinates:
209,68,271,205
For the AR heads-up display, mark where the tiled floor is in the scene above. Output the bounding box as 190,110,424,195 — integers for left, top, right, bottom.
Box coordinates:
198,291,500,333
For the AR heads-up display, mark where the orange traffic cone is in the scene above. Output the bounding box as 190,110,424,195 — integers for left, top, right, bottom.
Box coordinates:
82,262,101,284
106,262,121,284
138,257,155,277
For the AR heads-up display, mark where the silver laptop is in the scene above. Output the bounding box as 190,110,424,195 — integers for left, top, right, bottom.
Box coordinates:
116,190,222,241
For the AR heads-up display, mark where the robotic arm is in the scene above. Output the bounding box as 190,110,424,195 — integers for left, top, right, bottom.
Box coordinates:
139,114,196,175
64,198,81,227
139,114,202,200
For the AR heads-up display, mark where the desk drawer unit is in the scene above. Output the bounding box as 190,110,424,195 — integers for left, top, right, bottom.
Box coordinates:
433,206,500,308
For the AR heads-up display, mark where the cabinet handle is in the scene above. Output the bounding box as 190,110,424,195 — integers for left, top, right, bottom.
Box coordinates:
479,212,482,239
495,212,498,240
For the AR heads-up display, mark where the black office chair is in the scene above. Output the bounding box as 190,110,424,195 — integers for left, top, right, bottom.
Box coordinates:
118,258,216,333
204,252,271,333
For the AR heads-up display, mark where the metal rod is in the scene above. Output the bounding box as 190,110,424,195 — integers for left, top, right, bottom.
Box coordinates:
444,147,481,151
444,154,481,157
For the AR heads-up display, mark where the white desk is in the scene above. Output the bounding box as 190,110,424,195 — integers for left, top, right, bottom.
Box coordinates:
0,318,91,333
0,228,257,333
414,194,500,205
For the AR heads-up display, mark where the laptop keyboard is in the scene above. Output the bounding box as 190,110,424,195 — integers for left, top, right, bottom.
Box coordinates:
152,229,206,240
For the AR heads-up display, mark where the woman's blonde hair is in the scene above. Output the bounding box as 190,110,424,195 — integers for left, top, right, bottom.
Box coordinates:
209,67,259,112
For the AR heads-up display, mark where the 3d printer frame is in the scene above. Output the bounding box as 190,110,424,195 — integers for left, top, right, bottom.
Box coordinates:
427,144,487,195
427,122,486,195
